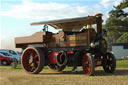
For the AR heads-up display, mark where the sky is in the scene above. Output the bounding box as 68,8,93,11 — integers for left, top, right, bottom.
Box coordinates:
0,0,124,51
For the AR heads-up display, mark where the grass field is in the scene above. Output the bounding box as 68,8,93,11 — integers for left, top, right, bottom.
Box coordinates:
0,59,128,85
116,59,128,68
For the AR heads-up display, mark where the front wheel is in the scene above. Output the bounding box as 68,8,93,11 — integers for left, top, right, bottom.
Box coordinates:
1,60,8,66
82,53,95,76
102,52,116,73
22,47,45,74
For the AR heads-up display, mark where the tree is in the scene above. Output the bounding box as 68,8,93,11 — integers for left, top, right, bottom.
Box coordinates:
117,32,128,43
104,0,128,43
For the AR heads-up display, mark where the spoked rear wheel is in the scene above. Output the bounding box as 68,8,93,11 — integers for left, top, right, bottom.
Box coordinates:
22,47,45,74
82,53,95,76
102,52,116,73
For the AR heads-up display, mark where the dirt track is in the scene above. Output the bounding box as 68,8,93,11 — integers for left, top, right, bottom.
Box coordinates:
0,67,128,85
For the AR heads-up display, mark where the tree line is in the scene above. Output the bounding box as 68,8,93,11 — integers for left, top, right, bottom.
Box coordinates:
104,0,128,43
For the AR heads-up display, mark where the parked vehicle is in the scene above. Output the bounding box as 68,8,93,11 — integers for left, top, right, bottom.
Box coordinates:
0,53,12,66
15,13,116,76
0,49,20,56
0,51,21,63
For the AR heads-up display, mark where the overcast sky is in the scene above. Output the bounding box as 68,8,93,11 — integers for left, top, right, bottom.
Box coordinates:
0,0,123,51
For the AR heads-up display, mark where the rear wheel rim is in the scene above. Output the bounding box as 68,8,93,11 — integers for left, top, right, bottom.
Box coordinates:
22,48,40,73
82,53,95,76
82,55,91,74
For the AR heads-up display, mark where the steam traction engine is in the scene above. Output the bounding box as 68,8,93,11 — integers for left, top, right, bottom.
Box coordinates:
15,13,116,76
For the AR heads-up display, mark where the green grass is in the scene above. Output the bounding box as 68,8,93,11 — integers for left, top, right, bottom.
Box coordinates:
0,64,22,71
116,59,128,68
115,78,128,80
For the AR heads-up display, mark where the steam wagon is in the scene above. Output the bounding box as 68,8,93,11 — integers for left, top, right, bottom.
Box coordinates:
15,13,116,76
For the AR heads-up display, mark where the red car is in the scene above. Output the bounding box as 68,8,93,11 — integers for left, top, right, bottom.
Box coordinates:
0,53,12,66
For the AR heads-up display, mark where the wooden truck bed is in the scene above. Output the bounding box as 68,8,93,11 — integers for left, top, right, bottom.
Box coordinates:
15,29,96,48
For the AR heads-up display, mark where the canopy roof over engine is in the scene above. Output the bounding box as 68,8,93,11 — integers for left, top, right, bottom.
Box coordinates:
31,14,102,32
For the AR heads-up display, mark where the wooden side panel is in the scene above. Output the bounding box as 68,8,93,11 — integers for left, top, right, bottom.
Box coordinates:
15,35,44,44
48,29,97,48
68,32,88,47
15,32,54,44
48,31,67,47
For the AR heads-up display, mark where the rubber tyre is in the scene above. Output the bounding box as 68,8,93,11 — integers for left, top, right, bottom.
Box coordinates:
1,60,8,66
56,52,67,67
102,52,116,73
